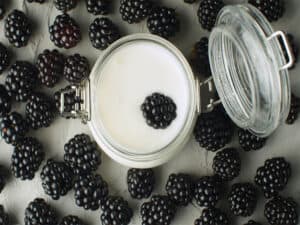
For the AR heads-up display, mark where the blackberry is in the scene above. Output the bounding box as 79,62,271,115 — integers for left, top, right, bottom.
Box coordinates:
0,205,9,225
194,207,230,225
193,107,234,152
255,157,291,198
40,159,74,200
64,134,101,175
141,93,177,129
228,183,257,217
49,14,81,49
0,85,11,118
165,173,194,206
213,148,241,181
36,49,65,88
127,168,155,199
54,0,78,12
11,137,44,180
249,0,284,22
147,7,180,39
5,61,39,102
244,221,262,225
0,43,10,74
0,2,5,20
190,37,211,78
89,18,121,50
0,166,8,193
26,92,56,130
238,129,267,151
64,54,90,84
197,0,225,31
120,0,153,24
101,196,133,225
86,0,110,15
27,0,46,3
60,215,86,225
194,176,221,207
74,173,109,210
141,195,177,225
286,94,300,125
0,112,28,145
5,10,32,48
265,196,298,225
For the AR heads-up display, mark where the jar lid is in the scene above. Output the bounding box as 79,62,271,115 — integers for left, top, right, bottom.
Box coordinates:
209,4,294,137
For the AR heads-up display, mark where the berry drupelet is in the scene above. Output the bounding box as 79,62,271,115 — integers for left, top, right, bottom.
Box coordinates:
213,148,241,181
255,157,291,198
141,195,177,225
194,207,229,225
127,168,155,199
244,221,262,225
120,0,153,24
265,196,298,225
64,133,101,175
60,215,86,225
0,85,11,118
5,10,32,48
165,173,194,206
86,0,110,15
5,61,39,102
228,183,257,217
249,0,284,22
194,176,221,207
238,129,267,151
54,0,78,12
0,43,10,74
25,198,58,225
0,112,28,145
89,18,121,50
141,93,177,129
286,94,300,125
49,14,81,49
11,137,44,180
197,0,225,31
64,54,90,84
0,205,9,225
74,173,109,210
101,196,133,225
36,49,65,88
147,7,180,39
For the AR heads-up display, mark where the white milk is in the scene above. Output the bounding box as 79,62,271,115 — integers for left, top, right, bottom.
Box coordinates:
97,40,191,154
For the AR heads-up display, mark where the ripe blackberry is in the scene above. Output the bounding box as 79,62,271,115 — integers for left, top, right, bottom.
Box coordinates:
228,183,257,217
26,92,56,130
147,7,180,39
194,207,229,225
89,18,121,50
0,112,28,145
74,173,109,210
0,205,9,225
101,196,133,225
36,49,65,88
5,10,32,48
0,43,10,74
11,137,44,180
54,0,78,12
120,0,153,24
141,195,177,225
60,215,86,225
64,134,101,175
127,168,155,199
25,198,58,225
165,173,194,206
0,2,5,20
5,61,39,102
244,220,262,225
197,0,224,31
86,0,110,15
286,94,300,125
27,0,46,3
64,54,90,84
40,159,74,200
213,148,241,181
0,85,11,118
249,0,284,22
194,176,221,207
0,166,8,193
193,107,234,152
141,92,177,129
49,14,81,49
265,196,298,225
238,129,267,151
255,157,291,198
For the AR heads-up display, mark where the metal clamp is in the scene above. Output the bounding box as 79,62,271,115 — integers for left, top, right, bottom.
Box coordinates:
267,31,295,70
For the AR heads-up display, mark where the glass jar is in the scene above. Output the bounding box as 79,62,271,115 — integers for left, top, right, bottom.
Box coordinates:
58,4,294,168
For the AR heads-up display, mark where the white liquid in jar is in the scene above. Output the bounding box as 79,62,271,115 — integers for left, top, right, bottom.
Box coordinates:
97,40,191,154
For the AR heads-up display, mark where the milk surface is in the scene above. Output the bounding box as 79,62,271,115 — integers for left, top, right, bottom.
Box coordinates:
97,40,191,154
